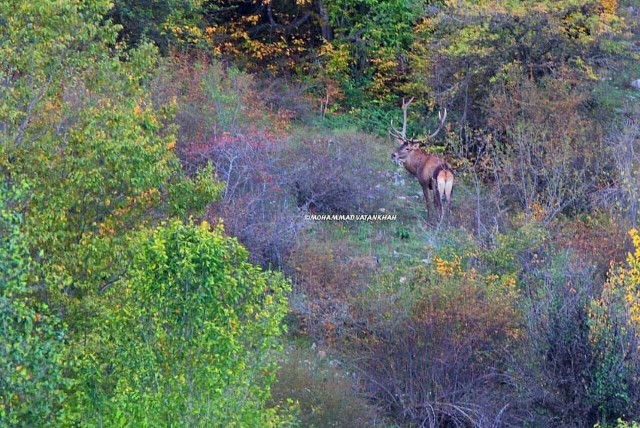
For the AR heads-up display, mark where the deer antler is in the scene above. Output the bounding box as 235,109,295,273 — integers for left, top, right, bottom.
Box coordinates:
389,120,401,140
399,97,414,138
390,98,447,142
389,97,414,141
427,108,447,139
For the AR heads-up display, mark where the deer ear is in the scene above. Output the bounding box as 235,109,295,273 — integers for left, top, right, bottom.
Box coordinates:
395,138,405,146
410,142,420,150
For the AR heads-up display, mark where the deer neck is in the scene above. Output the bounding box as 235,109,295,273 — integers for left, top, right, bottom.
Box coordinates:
403,150,428,176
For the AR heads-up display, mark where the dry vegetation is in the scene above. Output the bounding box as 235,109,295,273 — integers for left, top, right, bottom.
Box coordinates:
157,54,640,427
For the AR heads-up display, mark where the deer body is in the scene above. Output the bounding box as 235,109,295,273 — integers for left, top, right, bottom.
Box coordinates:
390,98,454,220
400,148,443,186
392,142,453,219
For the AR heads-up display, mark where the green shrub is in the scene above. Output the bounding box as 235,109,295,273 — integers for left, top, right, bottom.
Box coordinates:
0,185,66,427
72,220,294,427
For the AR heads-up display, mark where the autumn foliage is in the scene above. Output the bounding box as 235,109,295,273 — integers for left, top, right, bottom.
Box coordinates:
4,0,640,427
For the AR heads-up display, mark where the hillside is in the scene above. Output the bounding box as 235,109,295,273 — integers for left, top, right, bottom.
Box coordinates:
2,1,640,427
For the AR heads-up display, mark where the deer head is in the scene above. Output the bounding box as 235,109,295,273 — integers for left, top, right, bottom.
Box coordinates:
390,97,447,165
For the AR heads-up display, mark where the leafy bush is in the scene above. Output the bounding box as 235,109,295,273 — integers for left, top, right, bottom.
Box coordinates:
410,0,630,128
601,420,640,428
73,220,293,426
1,2,221,322
0,185,66,427
107,0,203,53
554,213,628,279
153,54,288,163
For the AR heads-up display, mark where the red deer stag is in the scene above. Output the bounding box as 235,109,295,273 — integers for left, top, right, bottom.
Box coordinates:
390,97,453,220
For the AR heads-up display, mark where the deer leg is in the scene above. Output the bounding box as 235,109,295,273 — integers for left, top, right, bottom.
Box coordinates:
434,188,443,221
423,186,434,219
444,192,452,216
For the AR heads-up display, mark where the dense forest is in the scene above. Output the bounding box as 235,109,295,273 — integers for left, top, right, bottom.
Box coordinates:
2,0,640,426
